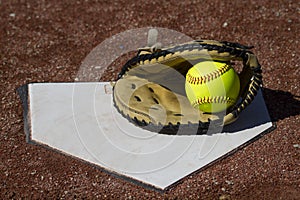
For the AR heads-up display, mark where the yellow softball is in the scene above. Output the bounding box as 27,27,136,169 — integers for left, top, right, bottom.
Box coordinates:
185,61,240,113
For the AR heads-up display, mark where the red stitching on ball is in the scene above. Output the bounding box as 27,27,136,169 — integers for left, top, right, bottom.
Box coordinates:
187,64,231,85
192,96,235,107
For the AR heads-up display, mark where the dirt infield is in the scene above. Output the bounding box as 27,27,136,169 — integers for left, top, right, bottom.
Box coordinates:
1,0,299,199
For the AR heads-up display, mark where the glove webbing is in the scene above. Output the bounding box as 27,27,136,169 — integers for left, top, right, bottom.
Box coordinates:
118,40,254,79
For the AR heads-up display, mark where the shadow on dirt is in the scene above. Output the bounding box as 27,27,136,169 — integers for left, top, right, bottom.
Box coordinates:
263,87,300,122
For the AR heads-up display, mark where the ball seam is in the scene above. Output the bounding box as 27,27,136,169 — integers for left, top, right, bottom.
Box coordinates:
191,96,236,107
186,63,231,85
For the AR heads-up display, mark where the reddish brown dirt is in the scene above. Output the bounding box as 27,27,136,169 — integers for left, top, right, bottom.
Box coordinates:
1,0,299,199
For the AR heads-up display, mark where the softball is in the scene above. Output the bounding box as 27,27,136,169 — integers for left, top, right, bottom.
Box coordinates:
185,61,240,113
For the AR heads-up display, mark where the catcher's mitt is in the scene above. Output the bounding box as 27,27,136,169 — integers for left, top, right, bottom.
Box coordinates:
113,39,262,135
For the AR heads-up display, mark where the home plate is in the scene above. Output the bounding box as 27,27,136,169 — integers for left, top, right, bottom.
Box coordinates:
18,82,275,190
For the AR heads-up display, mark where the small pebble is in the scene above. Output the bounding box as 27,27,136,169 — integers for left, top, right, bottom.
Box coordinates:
222,22,228,28
225,180,234,185
219,194,231,200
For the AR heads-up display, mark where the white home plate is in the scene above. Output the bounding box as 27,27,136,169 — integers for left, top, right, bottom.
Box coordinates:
19,82,274,190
